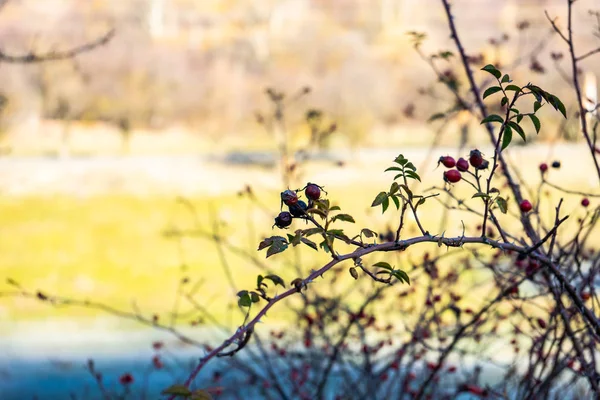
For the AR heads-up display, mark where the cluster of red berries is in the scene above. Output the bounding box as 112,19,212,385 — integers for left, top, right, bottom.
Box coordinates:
439,149,489,183
274,183,324,229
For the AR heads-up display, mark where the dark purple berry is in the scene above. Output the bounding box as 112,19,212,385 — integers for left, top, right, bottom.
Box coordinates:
281,190,298,206
305,183,321,201
274,212,293,228
289,200,308,217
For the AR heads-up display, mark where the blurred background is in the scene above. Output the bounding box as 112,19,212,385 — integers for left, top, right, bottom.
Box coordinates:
0,0,599,398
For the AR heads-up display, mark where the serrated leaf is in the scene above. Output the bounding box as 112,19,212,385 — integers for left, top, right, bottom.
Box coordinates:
372,192,388,207
303,228,322,236
258,236,285,251
391,195,400,210
392,270,410,285
483,86,502,99
528,114,541,134
505,85,521,92
502,125,513,150
361,228,376,238
382,197,389,213
332,214,355,223
300,237,318,250
507,121,526,142
480,114,504,125
265,274,285,287
481,64,501,79
266,241,288,258
319,240,331,253
373,261,393,270
162,384,193,397
496,197,508,214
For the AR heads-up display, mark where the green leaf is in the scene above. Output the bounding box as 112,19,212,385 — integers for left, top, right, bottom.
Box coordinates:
162,384,193,397
265,274,285,287
480,114,504,125
237,291,252,307
428,112,446,122
501,125,513,150
392,270,410,284
394,155,408,165
332,214,355,223
389,182,400,195
528,114,541,134
533,101,542,112
501,97,508,107
329,205,341,211
266,240,288,258
501,74,511,83
510,108,520,114
301,237,318,251
302,228,322,236
481,64,501,79
250,292,260,303
405,162,417,171
516,114,524,123
258,236,286,251
349,267,359,279
257,275,264,288
404,170,421,182
505,85,521,92
472,192,490,199
373,261,393,270
361,228,377,238
483,86,502,99
496,197,508,214
391,195,400,209
319,240,331,253
548,94,567,118
384,166,403,173
507,121,526,142
382,196,390,213
416,197,426,207
372,192,388,207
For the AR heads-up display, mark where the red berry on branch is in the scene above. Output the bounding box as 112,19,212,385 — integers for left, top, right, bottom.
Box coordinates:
438,156,456,168
280,189,298,206
444,169,462,183
305,183,322,201
456,157,469,171
119,373,134,385
539,163,548,173
469,149,484,168
519,200,533,213
581,198,590,207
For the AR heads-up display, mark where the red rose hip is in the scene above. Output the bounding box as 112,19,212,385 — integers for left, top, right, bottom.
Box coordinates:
582,198,590,207
305,183,321,201
539,163,548,173
519,200,533,213
469,149,484,168
438,156,456,168
456,157,469,172
444,170,462,183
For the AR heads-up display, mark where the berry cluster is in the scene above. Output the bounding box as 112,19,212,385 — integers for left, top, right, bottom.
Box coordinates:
274,183,325,229
439,149,489,184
